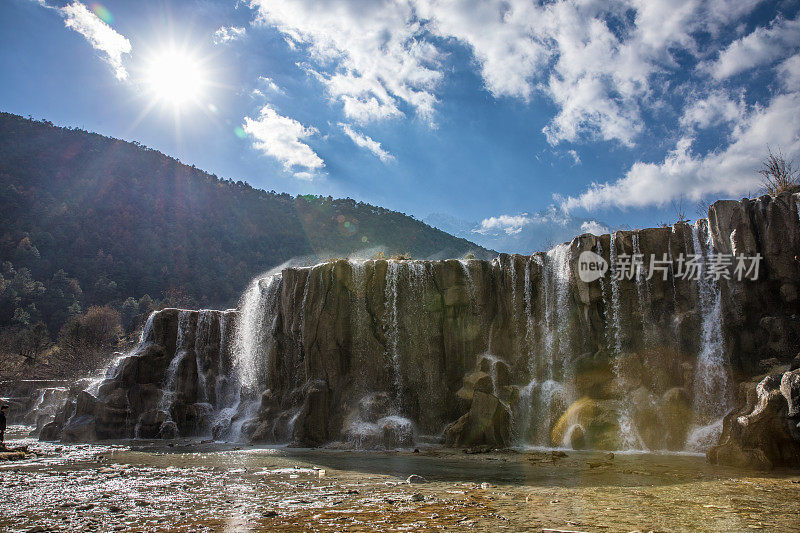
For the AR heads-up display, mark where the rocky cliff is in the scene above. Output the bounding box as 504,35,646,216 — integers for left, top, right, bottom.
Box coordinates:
37,192,800,467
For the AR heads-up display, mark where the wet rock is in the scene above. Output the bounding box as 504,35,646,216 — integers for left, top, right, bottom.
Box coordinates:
406,474,427,484
357,392,393,423
551,397,619,450
464,371,494,395
137,410,169,439
781,369,800,417
660,387,692,450
159,421,179,439
445,391,510,448
62,415,97,443
566,424,586,450
709,370,800,469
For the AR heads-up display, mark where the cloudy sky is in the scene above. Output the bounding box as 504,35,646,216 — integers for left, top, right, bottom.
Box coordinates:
1,0,799,250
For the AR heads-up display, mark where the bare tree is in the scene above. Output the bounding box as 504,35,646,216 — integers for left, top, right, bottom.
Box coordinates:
695,196,711,219
759,148,798,195
672,194,689,224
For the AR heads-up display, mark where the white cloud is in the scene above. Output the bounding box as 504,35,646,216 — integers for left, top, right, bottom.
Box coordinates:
242,105,325,178
213,26,246,45
249,0,442,124
680,89,744,130
339,123,395,162
705,15,800,79
248,0,769,147
567,150,581,165
561,91,800,211
474,214,532,235
257,76,284,94
60,1,131,80
580,220,609,235
778,54,800,90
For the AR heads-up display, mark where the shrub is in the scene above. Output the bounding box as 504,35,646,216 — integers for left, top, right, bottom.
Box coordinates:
759,148,798,195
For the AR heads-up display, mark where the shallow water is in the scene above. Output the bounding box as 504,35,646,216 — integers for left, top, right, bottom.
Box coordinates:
1,427,799,532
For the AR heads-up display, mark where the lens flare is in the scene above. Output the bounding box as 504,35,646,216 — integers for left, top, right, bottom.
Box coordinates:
90,3,114,25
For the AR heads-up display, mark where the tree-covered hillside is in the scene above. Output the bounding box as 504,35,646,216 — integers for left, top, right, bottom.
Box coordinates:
0,112,493,374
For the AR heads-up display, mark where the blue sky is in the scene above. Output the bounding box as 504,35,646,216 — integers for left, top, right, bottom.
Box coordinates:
1,0,799,253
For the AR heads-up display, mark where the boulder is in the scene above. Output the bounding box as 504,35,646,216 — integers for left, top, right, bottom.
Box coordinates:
781,369,800,417
551,397,619,450
708,370,800,469
159,420,179,439
445,391,510,448
62,415,97,443
464,371,493,394
39,421,62,442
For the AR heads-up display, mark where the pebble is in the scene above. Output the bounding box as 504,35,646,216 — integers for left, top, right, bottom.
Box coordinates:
411,493,424,502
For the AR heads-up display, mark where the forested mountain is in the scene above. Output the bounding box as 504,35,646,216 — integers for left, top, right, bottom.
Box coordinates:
0,112,493,375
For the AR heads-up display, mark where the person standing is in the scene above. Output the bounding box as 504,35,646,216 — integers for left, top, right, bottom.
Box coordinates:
0,405,8,447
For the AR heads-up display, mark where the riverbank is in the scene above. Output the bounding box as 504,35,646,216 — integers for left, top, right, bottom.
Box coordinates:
1,427,799,532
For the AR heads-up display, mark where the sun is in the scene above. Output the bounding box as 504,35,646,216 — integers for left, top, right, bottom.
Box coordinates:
144,49,207,107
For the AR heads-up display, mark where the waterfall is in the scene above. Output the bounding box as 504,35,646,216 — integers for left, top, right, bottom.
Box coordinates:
459,259,477,305
67,207,780,453
384,261,403,406
544,243,571,377
233,274,282,395
608,232,623,354
509,256,522,353
349,260,369,362
668,230,680,334
523,257,534,359
513,244,571,447
689,222,729,427
193,310,213,404
632,232,652,346
150,310,193,437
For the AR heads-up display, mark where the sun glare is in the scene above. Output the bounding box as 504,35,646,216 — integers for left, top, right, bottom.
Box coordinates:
145,49,207,107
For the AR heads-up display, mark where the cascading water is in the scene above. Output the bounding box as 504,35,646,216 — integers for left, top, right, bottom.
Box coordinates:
193,310,213,405
523,257,534,357
228,273,283,440
234,274,282,394
608,232,623,354
686,222,730,450
146,310,193,438
544,243,572,379
384,261,403,407
604,232,647,451
513,244,571,447
632,232,652,345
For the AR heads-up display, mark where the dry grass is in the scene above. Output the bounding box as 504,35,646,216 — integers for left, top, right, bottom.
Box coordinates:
759,148,798,195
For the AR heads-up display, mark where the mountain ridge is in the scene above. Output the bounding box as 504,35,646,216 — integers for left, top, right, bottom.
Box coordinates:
0,111,494,339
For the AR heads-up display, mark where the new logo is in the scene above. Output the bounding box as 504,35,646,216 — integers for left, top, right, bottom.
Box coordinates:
577,250,608,283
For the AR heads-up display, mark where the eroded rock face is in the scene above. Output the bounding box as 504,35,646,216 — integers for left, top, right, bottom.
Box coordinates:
40,309,237,442
38,192,800,460
708,369,800,469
